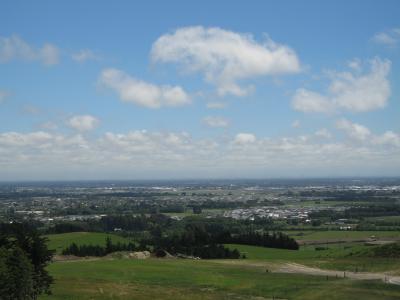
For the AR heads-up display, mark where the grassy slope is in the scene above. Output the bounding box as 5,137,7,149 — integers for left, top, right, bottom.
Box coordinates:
45,232,132,254
41,231,400,299
40,259,400,300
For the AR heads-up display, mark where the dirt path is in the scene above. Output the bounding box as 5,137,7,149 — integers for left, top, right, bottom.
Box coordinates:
275,263,400,285
212,260,400,285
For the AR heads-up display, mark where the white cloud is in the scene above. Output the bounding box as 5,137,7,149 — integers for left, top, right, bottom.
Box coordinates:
0,90,9,103
151,26,300,97
347,58,361,71
206,102,227,109
67,115,99,132
0,35,59,65
292,57,391,113
0,128,399,179
40,44,59,65
203,116,230,128
234,133,256,144
39,121,58,130
99,68,191,108
336,118,400,148
372,28,400,46
372,131,400,147
292,88,334,113
72,49,99,62
315,128,332,139
336,119,371,141
292,120,301,128
0,131,53,147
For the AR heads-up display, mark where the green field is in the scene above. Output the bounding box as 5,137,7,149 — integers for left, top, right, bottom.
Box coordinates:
226,243,400,273
40,258,400,300
45,232,132,254
40,232,400,299
286,230,400,241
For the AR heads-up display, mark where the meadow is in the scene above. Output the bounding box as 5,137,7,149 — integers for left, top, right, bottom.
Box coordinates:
39,231,400,299
45,232,132,254
40,258,400,300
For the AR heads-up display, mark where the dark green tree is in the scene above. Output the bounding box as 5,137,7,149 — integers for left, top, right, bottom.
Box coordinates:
0,223,54,298
0,246,35,300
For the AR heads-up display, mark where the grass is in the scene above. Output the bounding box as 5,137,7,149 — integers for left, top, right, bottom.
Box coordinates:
39,232,400,299
45,232,132,254
226,243,400,273
285,230,400,241
40,258,400,300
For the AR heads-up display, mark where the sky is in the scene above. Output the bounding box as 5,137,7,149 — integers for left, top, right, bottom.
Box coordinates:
0,0,399,180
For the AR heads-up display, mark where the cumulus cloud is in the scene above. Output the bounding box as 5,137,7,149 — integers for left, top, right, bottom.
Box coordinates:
315,128,332,139
0,128,399,179
151,26,300,97
372,28,400,46
72,49,99,62
292,57,391,113
336,118,400,147
0,35,59,65
0,131,53,147
336,119,371,141
203,116,230,128
372,131,400,147
99,68,191,108
234,133,256,144
292,89,334,113
67,115,99,132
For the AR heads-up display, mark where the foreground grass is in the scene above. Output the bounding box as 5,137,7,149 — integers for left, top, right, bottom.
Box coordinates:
45,232,131,254
40,258,400,300
226,243,400,273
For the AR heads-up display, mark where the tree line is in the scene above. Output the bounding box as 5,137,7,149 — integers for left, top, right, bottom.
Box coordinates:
221,231,299,250
62,237,139,257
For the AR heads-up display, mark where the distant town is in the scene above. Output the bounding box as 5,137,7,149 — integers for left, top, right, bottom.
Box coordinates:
1,178,400,233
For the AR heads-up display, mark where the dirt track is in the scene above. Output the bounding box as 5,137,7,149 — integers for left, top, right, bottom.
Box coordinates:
275,263,400,285
212,260,400,285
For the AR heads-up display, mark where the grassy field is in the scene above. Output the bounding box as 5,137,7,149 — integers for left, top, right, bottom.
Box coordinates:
40,258,400,300
286,230,400,241
45,232,132,254
41,231,400,299
226,243,400,273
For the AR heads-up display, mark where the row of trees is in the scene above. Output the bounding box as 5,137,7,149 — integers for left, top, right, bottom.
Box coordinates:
221,231,299,250
150,224,241,258
62,237,139,257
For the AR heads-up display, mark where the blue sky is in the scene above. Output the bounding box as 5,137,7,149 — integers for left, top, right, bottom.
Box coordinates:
0,0,399,180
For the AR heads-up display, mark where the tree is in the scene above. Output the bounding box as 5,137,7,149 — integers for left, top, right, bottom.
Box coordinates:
0,223,54,298
0,246,35,300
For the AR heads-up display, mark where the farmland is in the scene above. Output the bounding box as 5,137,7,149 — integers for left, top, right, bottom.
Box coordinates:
36,231,400,299
40,258,400,300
